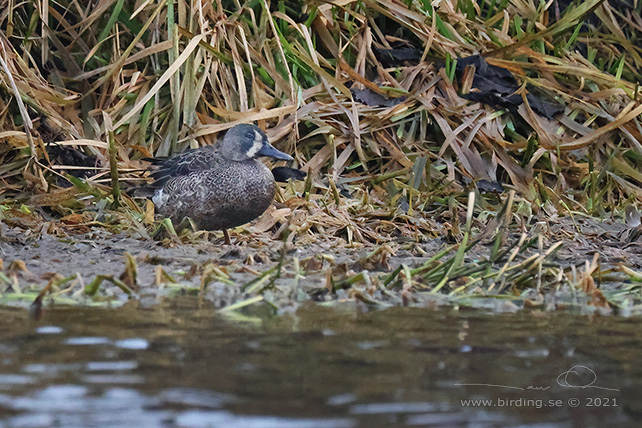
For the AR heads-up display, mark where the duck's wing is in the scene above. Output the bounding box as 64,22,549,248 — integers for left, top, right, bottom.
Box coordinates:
145,145,219,188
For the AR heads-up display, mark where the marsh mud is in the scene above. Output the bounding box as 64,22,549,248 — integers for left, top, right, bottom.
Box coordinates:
1,213,641,313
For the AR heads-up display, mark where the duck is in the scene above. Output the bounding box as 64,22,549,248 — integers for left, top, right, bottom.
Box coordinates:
143,123,293,244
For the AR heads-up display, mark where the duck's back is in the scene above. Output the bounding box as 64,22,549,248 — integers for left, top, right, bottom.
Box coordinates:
147,145,219,188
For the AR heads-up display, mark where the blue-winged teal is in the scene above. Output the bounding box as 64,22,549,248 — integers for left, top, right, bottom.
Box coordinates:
144,123,293,243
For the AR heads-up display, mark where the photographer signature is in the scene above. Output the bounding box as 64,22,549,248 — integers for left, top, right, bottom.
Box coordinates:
454,365,620,391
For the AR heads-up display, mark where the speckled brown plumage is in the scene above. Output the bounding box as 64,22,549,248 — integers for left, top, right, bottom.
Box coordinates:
143,124,292,232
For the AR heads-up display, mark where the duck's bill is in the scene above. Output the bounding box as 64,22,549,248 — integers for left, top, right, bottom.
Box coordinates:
258,143,293,161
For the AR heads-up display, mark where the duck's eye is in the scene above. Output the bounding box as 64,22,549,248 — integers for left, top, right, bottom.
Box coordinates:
253,130,264,143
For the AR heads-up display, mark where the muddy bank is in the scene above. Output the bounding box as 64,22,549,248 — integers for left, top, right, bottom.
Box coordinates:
1,214,641,314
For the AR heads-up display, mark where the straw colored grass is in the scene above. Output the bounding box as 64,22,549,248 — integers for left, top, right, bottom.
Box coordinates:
0,0,642,310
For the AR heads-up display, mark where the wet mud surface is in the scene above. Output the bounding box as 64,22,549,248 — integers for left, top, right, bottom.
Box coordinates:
1,214,641,313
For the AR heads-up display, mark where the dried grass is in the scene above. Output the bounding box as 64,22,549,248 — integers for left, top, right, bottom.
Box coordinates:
1,0,642,310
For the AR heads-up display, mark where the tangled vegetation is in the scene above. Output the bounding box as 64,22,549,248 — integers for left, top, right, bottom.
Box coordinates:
1,0,642,315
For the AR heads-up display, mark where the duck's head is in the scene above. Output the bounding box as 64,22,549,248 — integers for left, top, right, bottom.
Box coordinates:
221,124,293,162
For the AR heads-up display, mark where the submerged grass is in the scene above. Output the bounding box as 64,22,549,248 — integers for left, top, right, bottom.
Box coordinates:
0,0,642,313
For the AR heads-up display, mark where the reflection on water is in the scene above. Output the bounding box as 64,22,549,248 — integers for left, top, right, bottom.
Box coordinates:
0,299,640,427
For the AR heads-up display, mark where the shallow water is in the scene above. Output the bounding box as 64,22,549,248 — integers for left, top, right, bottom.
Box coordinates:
0,299,640,428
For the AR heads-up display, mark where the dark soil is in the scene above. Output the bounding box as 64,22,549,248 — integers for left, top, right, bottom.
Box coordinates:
1,214,641,314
